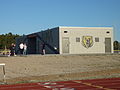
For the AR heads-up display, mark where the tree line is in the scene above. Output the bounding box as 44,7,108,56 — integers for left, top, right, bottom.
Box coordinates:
0,32,20,49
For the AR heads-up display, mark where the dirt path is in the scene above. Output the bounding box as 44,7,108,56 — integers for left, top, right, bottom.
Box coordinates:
0,54,120,84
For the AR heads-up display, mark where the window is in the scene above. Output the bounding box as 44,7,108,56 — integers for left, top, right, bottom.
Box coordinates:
106,31,110,34
64,31,68,33
95,37,99,42
76,37,80,42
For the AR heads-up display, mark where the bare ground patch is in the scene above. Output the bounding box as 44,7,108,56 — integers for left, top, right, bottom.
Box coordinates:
0,54,120,84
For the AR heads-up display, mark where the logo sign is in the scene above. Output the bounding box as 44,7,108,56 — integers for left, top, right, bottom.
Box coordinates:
82,36,93,48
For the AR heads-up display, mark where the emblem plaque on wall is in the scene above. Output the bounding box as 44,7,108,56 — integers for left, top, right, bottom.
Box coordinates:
82,36,93,48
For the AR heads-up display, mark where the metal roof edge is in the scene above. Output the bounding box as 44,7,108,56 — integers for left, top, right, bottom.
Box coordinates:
58,26,113,29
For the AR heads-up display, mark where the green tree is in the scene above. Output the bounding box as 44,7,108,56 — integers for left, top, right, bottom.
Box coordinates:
0,32,20,49
113,40,119,50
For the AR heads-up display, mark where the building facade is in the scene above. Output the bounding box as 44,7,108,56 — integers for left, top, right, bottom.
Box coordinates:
16,26,114,54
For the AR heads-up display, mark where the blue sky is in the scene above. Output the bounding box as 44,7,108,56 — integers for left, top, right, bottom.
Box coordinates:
0,0,120,41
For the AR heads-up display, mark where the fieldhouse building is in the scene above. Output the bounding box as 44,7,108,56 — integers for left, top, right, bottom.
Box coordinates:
16,26,114,54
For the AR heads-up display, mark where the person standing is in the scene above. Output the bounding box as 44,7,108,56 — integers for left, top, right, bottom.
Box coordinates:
19,43,24,55
10,43,16,56
41,43,45,55
23,43,27,55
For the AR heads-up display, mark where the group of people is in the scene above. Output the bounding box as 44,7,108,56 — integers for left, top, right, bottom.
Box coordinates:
9,42,46,56
9,42,27,56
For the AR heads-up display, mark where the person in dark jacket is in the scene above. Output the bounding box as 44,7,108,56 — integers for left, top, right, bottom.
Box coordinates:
10,43,15,56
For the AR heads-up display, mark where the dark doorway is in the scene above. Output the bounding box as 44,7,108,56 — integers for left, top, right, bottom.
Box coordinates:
28,37,36,54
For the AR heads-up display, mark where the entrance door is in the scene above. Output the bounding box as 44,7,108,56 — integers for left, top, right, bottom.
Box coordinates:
28,37,36,54
62,37,69,54
105,38,111,53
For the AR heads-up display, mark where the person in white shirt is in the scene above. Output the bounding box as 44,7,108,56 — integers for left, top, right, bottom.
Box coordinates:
19,43,24,54
23,43,27,55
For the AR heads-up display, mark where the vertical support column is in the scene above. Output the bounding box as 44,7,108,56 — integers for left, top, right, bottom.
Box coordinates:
0,63,6,83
